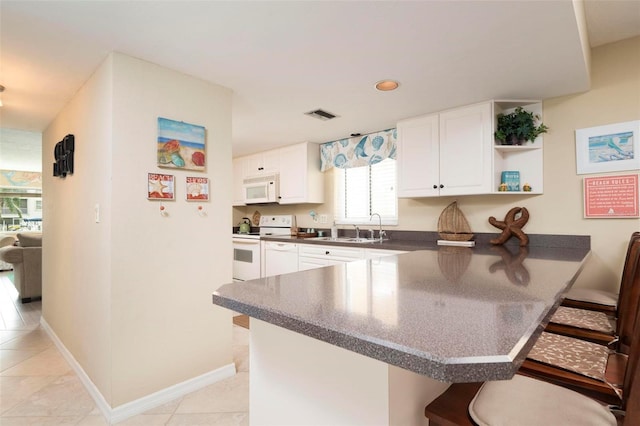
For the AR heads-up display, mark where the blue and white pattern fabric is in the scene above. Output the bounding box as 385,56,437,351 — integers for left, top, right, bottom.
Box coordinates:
320,128,397,171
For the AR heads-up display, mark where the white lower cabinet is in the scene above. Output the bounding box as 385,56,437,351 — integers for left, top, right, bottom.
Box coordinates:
262,243,407,274
298,245,365,271
263,241,299,277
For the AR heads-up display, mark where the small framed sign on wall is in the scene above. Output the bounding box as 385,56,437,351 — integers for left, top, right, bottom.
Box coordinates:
583,174,639,218
186,177,209,201
147,173,175,200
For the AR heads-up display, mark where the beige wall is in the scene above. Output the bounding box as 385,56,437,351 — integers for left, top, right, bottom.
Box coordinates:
43,57,114,398
235,36,640,293
43,53,234,407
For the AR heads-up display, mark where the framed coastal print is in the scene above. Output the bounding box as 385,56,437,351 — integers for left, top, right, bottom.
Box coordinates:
148,173,175,200
186,177,209,201
157,117,206,171
576,120,640,175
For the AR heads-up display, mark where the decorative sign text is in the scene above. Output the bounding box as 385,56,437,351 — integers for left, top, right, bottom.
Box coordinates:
584,174,639,218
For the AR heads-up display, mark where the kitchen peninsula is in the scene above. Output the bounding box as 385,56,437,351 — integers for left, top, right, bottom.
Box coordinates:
214,242,590,425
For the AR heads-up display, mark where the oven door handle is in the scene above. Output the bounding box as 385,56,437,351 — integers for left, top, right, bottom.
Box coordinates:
233,240,261,245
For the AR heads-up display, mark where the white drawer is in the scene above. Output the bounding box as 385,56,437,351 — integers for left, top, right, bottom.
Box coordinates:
298,244,365,262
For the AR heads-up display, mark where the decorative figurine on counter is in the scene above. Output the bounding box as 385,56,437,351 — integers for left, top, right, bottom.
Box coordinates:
498,183,508,192
523,183,532,192
488,207,530,246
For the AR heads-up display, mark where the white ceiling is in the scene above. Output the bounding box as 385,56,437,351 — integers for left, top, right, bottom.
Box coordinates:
1,0,639,158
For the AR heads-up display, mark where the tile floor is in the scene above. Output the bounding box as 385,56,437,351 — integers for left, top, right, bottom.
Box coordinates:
0,271,250,425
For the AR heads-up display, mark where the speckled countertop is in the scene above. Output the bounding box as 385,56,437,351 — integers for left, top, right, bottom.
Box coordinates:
214,241,590,382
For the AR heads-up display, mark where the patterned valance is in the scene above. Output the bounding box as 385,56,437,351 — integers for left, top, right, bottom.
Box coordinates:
320,128,397,172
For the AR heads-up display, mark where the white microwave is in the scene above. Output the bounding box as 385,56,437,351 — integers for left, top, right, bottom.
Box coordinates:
243,174,279,204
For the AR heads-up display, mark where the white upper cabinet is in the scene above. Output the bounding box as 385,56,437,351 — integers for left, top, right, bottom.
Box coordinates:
278,142,324,205
233,142,324,206
245,149,280,177
232,156,248,206
397,101,492,197
397,113,440,197
438,101,493,196
397,99,543,198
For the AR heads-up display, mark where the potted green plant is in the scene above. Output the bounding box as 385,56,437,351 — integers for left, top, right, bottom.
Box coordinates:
495,106,549,145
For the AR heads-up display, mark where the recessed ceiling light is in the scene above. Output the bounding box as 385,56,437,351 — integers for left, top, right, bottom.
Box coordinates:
375,80,399,91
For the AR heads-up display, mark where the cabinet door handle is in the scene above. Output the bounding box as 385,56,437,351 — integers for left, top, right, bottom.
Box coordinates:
433,185,438,189
439,184,444,189
258,167,264,171
325,251,330,255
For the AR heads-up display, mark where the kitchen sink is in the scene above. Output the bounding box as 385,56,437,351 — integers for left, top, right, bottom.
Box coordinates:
307,236,388,244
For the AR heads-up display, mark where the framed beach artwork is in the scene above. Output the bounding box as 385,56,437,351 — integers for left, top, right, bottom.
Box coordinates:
147,173,175,200
186,177,209,201
576,120,640,175
157,117,206,171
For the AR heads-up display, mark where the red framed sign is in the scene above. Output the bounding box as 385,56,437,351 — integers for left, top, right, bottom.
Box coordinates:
583,174,639,218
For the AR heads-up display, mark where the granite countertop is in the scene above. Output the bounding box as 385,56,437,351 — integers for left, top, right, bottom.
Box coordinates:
214,244,590,382
259,230,591,254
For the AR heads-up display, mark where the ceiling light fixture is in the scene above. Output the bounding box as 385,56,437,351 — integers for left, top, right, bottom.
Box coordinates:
375,80,399,92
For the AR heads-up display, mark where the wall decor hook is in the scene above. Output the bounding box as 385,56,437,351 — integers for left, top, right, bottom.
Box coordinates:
160,204,168,217
197,205,206,216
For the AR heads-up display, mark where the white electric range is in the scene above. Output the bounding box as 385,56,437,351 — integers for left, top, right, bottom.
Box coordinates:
232,215,294,281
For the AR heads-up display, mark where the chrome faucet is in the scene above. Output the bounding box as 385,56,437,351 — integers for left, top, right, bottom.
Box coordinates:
353,225,360,239
370,213,386,242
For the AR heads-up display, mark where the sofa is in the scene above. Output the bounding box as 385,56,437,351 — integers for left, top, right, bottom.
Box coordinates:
0,233,17,271
0,232,42,303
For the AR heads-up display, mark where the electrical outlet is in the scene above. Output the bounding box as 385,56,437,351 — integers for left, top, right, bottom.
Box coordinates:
319,214,328,224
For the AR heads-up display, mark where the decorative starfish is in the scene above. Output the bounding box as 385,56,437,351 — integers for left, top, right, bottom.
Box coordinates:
488,207,530,246
149,178,167,197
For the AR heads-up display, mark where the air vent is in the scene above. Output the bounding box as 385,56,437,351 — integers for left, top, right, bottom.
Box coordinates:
305,109,338,121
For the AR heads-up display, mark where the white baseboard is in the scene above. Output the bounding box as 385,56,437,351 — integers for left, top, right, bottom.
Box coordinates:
40,317,236,425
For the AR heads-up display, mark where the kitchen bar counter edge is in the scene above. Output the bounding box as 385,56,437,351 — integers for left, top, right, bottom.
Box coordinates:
215,234,590,382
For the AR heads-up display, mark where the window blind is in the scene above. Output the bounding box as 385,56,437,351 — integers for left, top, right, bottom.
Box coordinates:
334,158,397,225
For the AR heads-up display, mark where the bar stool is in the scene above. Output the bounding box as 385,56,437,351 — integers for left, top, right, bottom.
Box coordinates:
560,231,640,314
519,237,640,404
425,289,640,426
